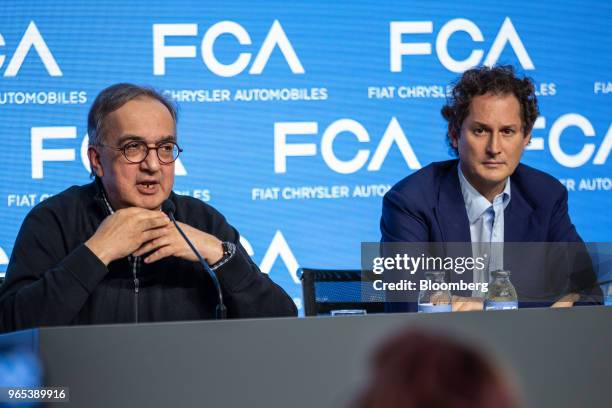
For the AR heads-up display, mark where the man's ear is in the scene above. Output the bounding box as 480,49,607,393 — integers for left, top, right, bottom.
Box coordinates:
449,125,459,149
523,131,532,148
88,146,104,177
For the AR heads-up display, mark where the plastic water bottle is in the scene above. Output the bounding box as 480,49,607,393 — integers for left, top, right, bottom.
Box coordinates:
484,270,518,311
418,271,452,313
605,282,612,307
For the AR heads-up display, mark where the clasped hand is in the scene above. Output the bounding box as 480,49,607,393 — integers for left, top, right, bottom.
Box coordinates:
85,207,223,266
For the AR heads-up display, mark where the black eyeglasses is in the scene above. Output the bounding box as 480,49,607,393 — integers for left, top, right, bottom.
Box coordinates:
98,140,183,164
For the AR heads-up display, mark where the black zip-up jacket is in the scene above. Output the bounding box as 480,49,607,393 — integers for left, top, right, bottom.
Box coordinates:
0,181,297,333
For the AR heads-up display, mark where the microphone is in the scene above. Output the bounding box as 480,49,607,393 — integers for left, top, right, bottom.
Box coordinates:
162,199,227,319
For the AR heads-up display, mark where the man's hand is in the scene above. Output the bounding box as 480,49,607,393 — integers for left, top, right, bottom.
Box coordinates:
85,208,171,266
133,221,224,265
451,295,484,312
551,293,580,308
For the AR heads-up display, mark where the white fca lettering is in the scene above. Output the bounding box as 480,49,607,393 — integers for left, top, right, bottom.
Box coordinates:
240,231,300,283
31,128,188,179
153,20,304,77
390,17,534,73
274,118,421,174
543,114,611,168
0,246,8,266
0,21,62,77
31,127,75,179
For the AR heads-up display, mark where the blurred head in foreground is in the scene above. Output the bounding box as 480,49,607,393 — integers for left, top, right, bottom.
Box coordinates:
352,328,521,408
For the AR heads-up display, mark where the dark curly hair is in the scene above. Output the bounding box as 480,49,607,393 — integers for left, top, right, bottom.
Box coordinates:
441,65,539,156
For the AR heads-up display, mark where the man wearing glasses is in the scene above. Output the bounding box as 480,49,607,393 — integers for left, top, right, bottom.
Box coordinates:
0,83,296,333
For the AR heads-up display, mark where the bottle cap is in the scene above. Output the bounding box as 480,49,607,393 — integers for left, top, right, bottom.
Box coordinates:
424,270,446,279
491,269,511,278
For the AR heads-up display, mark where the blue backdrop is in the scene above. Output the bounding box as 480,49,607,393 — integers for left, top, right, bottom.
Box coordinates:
0,0,610,311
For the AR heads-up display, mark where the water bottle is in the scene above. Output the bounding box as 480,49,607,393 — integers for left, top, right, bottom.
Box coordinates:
605,281,612,307
484,270,518,311
418,271,452,313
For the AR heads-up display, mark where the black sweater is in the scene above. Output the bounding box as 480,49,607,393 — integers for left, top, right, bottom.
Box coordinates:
0,181,297,333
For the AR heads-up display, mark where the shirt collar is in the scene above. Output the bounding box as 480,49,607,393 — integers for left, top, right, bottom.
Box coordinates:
457,163,511,224
101,189,114,215
94,178,115,215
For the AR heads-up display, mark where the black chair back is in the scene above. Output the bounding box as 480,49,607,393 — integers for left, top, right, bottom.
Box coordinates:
299,268,385,316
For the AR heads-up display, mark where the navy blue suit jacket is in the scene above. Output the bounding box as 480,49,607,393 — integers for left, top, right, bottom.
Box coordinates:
381,159,600,311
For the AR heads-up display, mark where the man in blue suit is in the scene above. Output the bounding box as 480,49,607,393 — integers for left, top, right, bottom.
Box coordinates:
381,66,600,312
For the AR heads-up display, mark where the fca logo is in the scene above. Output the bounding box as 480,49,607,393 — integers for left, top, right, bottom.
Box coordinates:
390,17,534,73
0,21,62,77
153,20,304,77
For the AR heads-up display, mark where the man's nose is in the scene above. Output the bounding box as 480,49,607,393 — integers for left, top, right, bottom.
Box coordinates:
140,147,161,171
486,134,502,156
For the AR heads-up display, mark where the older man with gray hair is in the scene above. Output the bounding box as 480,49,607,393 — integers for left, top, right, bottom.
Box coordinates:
0,83,296,333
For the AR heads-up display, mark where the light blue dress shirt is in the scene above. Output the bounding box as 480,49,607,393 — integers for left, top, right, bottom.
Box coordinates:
457,164,511,297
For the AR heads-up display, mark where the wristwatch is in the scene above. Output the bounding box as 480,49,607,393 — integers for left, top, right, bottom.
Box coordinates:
211,241,236,270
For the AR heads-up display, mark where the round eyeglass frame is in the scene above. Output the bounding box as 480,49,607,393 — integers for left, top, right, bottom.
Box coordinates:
98,141,183,164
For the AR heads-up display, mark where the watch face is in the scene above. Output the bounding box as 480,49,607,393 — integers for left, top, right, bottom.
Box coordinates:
221,242,234,259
